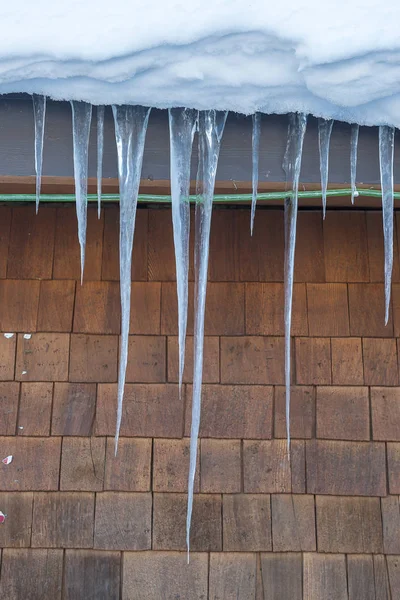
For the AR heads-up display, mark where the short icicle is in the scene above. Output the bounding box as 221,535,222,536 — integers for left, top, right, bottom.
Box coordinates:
70,101,93,282
168,108,198,395
350,124,359,204
187,110,228,560
112,105,151,453
250,112,261,235
283,113,307,453
379,125,395,325
318,118,333,218
32,95,46,214
97,106,105,219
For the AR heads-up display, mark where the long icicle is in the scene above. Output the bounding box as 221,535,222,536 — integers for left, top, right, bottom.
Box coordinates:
32,95,46,214
70,101,93,283
97,106,105,219
283,113,307,452
318,118,333,219
168,108,198,395
112,105,151,453
187,110,227,559
379,125,395,325
250,112,261,235
350,123,359,204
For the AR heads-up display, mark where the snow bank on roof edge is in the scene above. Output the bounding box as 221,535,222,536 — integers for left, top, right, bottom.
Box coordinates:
2,0,400,127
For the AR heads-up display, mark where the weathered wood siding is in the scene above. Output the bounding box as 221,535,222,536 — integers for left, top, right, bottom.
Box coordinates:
0,204,399,598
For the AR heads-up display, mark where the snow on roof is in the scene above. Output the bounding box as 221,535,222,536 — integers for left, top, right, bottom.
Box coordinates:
1,1,400,126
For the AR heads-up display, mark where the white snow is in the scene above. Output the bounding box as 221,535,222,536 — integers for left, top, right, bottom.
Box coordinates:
0,1,400,126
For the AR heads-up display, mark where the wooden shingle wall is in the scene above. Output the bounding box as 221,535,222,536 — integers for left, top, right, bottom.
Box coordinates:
0,204,399,599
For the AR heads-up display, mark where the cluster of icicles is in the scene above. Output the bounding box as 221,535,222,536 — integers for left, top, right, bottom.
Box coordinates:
31,96,396,557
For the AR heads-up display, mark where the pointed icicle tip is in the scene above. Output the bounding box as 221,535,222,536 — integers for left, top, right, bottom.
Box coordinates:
71,100,93,283
32,94,47,215
350,123,359,205
250,112,261,236
186,110,228,561
114,434,119,457
168,108,197,403
283,113,307,453
318,118,334,220
112,105,151,451
97,105,105,220
378,125,395,327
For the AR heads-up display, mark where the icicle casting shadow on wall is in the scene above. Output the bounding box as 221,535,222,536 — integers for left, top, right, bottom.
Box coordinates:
31,95,396,554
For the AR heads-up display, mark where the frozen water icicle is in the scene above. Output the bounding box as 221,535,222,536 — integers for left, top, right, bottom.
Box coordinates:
250,113,261,235
187,110,227,559
168,108,197,396
32,95,46,214
97,106,105,219
318,118,333,219
350,124,359,204
379,125,395,325
283,113,307,453
71,101,93,282
113,105,151,453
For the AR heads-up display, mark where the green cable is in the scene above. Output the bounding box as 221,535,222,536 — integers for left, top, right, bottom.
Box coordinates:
0,188,397,203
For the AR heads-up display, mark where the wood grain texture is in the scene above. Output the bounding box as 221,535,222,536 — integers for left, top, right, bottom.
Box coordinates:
7,207,55,279
223,494,272,552
0,437,61,491
37,280,75,332
243,441,291,493
17,382,53,436
271,494,316,552
347,554,376,600
303,553,348,600
316,496,383,553
0,280,40,332
307,440,386,496
261,553,302,600
95,383,183,438
52,383,97,436
32,492,94,548
94,492,152,551
323,211,369,282
153,493,222,552
64,550,121,600
184,384,273,439
0,549,63,600
122,552,208,600
209,553,257,600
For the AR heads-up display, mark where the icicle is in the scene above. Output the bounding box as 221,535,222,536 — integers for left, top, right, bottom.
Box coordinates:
187,110,227,559
32,95,46,214
168,108,197,395
250,112,261,235
318,118,333,219
112,105,151,452
379,125,395,325
97,106,105,219
283,113,307,453
350,124,359,204
70,101,93,282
